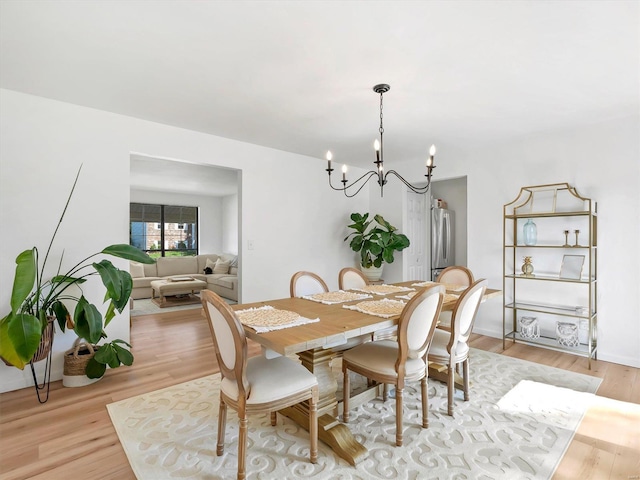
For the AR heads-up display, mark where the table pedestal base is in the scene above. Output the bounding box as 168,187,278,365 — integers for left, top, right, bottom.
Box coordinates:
278,347,368,466
428,362,465,390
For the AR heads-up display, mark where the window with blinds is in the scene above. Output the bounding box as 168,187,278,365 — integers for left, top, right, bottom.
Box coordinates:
130,203,198,258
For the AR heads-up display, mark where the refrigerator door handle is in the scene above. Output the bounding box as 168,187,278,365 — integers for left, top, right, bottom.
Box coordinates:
443,212,450,261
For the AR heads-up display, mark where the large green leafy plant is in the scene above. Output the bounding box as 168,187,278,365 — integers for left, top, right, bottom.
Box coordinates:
344,213,410,268
0,167,155,378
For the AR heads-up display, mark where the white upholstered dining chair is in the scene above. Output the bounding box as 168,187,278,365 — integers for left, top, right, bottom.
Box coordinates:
338,267,369,291
427,279,486,416
201,289,319,480
436,265,475,331
341,285,445,446
290,271,329,298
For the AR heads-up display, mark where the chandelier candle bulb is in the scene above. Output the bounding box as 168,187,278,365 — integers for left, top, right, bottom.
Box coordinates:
342,164,347,182
326,151,332,171
428,145,436,167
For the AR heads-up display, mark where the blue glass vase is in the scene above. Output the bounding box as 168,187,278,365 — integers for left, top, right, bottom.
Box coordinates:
523,219,537,246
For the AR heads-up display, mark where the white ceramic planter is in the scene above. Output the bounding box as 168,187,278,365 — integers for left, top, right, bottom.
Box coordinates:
360,264,384,281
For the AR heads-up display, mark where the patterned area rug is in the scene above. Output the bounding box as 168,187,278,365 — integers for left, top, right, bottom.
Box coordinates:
107,349,601,479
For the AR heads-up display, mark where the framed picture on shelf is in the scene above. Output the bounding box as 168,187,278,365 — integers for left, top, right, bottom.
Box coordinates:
559,255,585,280
530,188,557,213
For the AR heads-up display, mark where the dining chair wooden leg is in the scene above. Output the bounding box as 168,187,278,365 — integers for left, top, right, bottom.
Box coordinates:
309,387,318,463
383,383,389,401
395,387,404,446
237,413,248,480
270,411,277,426
421,376,429,428
342,364,351,423
217,395,227,456
463,358,470,401
447,361,455,416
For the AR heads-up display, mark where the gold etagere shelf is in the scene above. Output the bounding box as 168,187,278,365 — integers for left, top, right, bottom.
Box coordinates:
503,183,597,368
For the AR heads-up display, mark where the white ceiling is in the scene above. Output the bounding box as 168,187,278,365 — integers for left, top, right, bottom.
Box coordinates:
1,1,638,190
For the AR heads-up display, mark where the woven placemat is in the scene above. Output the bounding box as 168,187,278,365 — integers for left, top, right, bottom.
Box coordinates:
235,305,319,333
303,290,372,304
343,298,406,318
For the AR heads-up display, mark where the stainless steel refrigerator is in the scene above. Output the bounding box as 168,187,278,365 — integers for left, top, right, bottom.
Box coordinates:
431,207,454,281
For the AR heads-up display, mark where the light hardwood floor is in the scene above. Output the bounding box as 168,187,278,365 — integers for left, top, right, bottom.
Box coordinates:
1,308,638,479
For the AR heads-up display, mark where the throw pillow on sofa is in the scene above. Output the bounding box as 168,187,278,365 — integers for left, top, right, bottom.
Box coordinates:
213,259,231,274
205,258,217,273
130,262,145,278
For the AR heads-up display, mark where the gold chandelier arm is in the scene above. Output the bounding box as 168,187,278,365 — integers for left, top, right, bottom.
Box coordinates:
384,169,433,194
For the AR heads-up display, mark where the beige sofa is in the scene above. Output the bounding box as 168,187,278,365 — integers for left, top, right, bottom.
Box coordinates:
130,254,238,302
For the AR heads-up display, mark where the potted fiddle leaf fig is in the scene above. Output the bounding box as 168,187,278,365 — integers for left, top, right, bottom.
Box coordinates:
344,212,410,280
0,166,155,381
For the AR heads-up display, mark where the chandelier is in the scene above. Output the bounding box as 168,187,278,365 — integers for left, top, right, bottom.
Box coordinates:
325,84,436,198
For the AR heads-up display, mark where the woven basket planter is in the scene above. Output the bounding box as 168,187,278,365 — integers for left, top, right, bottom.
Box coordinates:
62,338,102,388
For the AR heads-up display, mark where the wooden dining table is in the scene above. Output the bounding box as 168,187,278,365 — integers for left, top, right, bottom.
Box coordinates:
231,280,501,466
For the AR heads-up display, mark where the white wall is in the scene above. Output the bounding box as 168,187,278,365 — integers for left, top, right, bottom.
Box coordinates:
222,193,239,255
130,189,225,254
0,89,368,392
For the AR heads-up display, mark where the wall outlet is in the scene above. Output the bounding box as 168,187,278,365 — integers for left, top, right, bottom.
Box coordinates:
248,240,254,250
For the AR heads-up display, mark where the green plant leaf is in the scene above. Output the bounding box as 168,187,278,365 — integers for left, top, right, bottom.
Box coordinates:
374,214,395,232
113,343,134,366
0,315,29,369
95,344,121,368
85,357,106,378
104,301,116,327
114,270,132,313
382,248,396,264
73,297,103,344
349,235,364,252
93,343,113,363
11,249,37,313
6,312,42,362
102,244,155,264
93,260,122,302
50,275,86,284
51,301,69,332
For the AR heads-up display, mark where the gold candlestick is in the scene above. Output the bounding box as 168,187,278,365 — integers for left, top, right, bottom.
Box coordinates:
563,230,570,247
574,229,580,247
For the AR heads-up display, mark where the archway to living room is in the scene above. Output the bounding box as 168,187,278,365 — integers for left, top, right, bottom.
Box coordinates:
129,153,242,312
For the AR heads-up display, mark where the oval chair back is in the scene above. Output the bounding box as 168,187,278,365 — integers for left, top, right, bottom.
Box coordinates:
436,266,474,286
201,289,248,398
450,279,486,348
290,271,329,297
398,284,446,366
338,267,369,290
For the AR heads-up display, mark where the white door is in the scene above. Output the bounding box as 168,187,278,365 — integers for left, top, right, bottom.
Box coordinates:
405,190,427,280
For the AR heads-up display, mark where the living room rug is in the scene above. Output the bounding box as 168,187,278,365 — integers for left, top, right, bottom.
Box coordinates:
107,349,601,479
